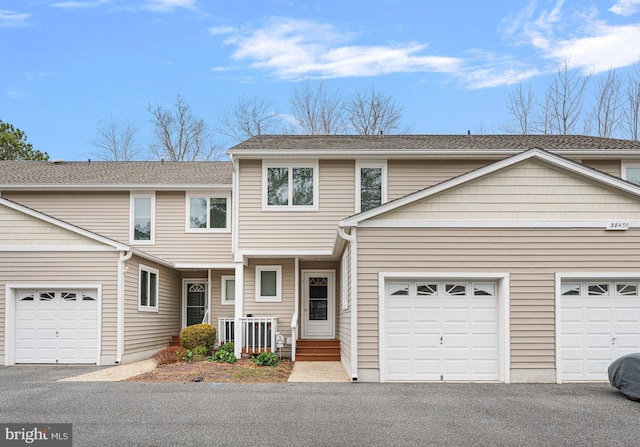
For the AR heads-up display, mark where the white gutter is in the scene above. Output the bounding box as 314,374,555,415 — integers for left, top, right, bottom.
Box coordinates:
338,227,358,381
116,250,133,364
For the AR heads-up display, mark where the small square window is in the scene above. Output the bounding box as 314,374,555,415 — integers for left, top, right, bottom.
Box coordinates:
386,282,410,296
186,193,229,232
255,266,282,302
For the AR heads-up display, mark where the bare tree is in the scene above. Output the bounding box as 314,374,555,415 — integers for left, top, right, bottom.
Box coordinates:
90,114,141,161
345,87,404,135
289,80,347,134
590,68,623,138
535,87,555,134
216,96,283,143
147,95,220,161
503,83,536,134
546,59,591,135
622,62,640,141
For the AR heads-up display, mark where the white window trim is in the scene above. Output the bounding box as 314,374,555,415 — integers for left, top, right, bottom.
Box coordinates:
255,265,282,302
185,192,231,233
262,161,319,211
621,160,640,184
130,192,156,245
355,161,387,213
221,275,235,306
138,264,159,312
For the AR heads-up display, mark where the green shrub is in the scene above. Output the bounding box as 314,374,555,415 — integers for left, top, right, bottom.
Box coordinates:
252,351,279,366
218,342,234,353
179,324,217,351
192,345,208,356
211,350,237,363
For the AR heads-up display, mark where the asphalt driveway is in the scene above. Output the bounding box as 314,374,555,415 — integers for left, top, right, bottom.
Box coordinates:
1,366,639,447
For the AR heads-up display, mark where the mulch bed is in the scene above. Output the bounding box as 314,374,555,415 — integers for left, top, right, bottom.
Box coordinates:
126,358,293,383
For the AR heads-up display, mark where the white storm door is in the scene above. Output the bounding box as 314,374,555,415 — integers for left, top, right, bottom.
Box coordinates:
184,281,207,327
302,271,335,339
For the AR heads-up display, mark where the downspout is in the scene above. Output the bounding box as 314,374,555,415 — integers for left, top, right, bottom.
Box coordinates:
116,250,133,364
338,226,358,381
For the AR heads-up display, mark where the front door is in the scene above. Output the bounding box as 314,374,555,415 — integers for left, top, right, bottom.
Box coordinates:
184,281,207,327
302,271,335,339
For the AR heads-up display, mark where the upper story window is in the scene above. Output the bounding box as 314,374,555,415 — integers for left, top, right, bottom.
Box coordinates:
186,193,230,232
263,162,318,210
130,192,155,244
356,161,387,213
622,161,640,185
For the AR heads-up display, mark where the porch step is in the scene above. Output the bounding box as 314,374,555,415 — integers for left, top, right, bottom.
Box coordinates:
169,335,181,347
296,339,341,361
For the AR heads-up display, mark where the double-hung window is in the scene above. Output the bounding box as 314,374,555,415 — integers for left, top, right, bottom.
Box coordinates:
622,161,640,185
139,265,159,312
186,193,230,232
263,162,318,210
130,192,155,244
356,161,387,213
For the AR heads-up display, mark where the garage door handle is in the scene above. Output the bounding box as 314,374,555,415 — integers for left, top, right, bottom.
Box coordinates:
440,336,443,345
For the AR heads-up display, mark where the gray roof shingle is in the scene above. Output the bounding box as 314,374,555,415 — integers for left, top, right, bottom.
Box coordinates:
228,134,640,151
0,161,232,186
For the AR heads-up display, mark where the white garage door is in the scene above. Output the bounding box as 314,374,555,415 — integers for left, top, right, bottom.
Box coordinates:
16,289,99,364
560,280,640,381
383,280,498,382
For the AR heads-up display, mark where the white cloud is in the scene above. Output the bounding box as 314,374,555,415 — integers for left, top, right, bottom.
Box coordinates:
610,0,640,16
0,10,29,27
220,17,462,80
209,26,236,35
143,0,197,12
547,23,640,73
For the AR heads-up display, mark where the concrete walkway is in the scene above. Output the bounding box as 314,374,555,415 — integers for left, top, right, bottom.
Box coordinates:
288,361,350,382
58,359,156,382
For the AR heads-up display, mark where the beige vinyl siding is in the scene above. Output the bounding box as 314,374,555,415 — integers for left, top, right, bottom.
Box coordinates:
209,270,235,320
237,160,355,251
0,205,105,246
3,191,129,242
387,159,491,199
379,160,640,221
0,251,119,359
356,228,640,371
337,247,351,375
123,256,181,356
146,191,233,264
243,259,295,356
582,159,621,177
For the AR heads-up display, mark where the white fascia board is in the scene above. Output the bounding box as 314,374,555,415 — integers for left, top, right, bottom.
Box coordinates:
174,263,239,270
130,248,174,269
0,184,231,191
0,197,130,251
358,220,640,229
341,148,640,227
0,245,117,252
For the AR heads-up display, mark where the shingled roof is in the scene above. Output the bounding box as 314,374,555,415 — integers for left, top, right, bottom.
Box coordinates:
228,134,640,152
0,161,232,186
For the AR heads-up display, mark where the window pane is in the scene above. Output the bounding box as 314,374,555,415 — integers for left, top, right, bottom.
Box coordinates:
588,283,609,296
473,284,495,296
361,167,382,212
617,283,638,296
260,270,277,297
292,167,314,206
267,167,289,206
149,272,157,307
225,279,235,301
40,292,55,301
189,197,207,229
387,282,409,296
627,167,640,185
561,283,581,296
210,198,227,228
446,283,467,296
416,283,438,296
140,271,148,306
134,197,152,240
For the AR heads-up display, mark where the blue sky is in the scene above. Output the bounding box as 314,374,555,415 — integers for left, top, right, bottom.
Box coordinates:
2,0,640,160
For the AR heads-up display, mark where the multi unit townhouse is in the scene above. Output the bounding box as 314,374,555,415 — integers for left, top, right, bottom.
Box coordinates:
2,134,640,383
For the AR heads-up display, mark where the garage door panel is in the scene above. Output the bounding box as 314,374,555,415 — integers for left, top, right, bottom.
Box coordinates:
615,334,640,349
15,289,98,364
384,279,499,382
